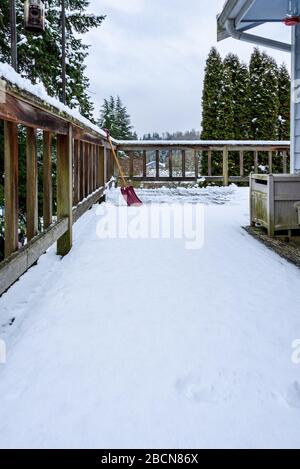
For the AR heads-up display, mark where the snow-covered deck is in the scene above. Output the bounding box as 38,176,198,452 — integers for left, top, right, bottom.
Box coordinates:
0,186,300,449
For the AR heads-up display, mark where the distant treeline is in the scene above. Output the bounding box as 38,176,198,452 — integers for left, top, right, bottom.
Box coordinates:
142,130,200,141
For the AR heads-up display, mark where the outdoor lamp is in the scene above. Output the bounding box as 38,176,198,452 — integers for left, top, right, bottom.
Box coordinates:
24,0,45,33
284,0,300,26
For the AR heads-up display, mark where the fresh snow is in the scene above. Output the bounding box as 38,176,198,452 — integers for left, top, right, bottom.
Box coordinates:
0,62,107,139
1,186,300,449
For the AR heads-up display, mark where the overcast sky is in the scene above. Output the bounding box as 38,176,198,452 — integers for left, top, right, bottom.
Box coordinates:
84,0,292,137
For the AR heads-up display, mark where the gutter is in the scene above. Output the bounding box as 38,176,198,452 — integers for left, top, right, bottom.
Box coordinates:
225,19,291,52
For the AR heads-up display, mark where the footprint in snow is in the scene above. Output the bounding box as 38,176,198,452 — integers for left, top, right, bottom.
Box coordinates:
175,372,232,404
285,381,300,409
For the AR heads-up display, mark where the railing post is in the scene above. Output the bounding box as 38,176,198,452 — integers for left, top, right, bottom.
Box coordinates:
143,150,147,179
268,150,273,174
239,150,244,178
223,146,229,186
88,143,93,194
254,150,258,173
283,151,288,173
156,150,160,179
99,146,105,187
194,150,199,180
169,150,173,179
85,143,89,197
103,146,108,185
208,150,212,177
73,139,79,206
129,151,134,179
57,124,73,256
182,149,186,179
4,122,19,257
79,140,85,201
43,131,52,229
26,127,38,242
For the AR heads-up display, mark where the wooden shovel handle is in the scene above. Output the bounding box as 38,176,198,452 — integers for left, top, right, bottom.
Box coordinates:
106,133,127,187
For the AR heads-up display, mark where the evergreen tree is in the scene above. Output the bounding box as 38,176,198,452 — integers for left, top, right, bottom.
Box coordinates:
223,53,251,139
277,63,290,140
201,47,224,139
218,58,235,139
249,48,279,140
115,96,134,139
98,96,135,140
0,0,105,120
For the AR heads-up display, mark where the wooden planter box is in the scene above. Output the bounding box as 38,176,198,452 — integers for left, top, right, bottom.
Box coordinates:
250,174,300,237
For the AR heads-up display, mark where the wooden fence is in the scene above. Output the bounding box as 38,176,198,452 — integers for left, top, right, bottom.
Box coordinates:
116,141,290,185
0,77,115,295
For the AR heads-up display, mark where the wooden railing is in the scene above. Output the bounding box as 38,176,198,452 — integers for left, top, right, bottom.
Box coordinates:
116,141,290,185
0,76,115,295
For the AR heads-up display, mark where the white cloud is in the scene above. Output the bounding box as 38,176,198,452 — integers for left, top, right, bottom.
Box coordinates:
91,0,144,14
84,0,291,136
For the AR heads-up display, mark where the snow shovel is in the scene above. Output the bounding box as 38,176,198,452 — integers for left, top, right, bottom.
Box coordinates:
105,130,143,207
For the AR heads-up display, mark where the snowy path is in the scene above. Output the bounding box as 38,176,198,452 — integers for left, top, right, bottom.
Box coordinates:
1,186,300,449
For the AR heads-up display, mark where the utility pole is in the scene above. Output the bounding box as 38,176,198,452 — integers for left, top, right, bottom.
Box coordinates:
10,0,17,71
61,0,66,104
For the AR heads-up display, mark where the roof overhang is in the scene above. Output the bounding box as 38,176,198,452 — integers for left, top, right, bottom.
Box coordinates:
218,0,292,41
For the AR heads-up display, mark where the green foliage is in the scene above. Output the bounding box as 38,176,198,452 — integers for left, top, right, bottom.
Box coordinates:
0,0,105,120
201,47,223,140
200,47,290,176
98,96,135,140
249,48,280,140
277,63,290,140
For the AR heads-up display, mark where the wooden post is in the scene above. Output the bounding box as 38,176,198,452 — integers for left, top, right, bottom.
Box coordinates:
143,150,147,179
254,150,258,173
169,150,173,179
57,124,73,256
129,151,134,179
268,150,273,174
93,145,97,191
43,131,52,230
73,139,79,206
182,150,186,179
283,151,288,173
79,140,85,201
95,145,99,189
85,142,89,197
223,147,229,186
239,151,244,177
156,150,160,179
194,150,199,180
99,146,105,188
4,122,19,257
26,127,38,242
208,150,212,177
89,144,93,194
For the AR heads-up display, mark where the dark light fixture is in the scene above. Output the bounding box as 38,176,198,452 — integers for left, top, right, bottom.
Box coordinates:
24,0,45,33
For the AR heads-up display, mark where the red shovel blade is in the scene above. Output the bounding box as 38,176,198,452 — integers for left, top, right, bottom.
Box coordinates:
121,186,143,206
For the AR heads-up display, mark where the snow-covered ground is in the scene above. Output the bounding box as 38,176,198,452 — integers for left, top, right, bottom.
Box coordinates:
1,186,300,449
